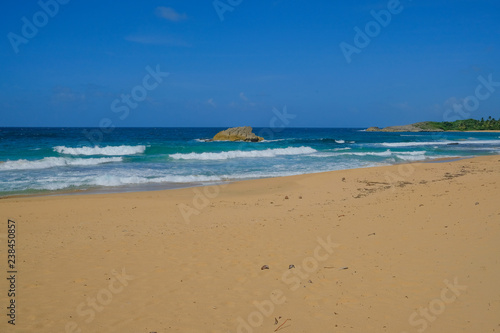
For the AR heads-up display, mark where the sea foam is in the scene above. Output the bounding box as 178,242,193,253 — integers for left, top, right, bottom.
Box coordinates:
53,145,147,156
28,174,225,191
311,150,427,160
0,157,122,171
169,146,317,160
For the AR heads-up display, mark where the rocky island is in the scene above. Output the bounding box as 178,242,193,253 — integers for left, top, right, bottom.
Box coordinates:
209,126,264,142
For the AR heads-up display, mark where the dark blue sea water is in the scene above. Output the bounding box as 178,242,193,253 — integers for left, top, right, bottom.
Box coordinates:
0,127,499,196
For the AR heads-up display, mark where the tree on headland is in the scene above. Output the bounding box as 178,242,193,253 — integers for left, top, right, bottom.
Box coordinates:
427,117,500,131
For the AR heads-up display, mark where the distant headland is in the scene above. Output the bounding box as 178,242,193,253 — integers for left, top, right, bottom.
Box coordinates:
367,117,500,132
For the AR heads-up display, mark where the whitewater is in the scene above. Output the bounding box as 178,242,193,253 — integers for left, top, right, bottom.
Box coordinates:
1,127,499,196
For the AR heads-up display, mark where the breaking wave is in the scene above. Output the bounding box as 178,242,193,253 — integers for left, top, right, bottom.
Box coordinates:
0,157,123,171
170,146,317,160
53,145,147,156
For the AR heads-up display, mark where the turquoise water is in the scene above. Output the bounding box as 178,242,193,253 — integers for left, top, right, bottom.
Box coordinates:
0,127,499,196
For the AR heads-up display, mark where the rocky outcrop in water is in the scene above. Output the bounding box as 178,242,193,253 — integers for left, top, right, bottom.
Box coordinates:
210,126,264,142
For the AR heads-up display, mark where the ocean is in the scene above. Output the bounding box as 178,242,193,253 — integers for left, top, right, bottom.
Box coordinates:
0,127,499,197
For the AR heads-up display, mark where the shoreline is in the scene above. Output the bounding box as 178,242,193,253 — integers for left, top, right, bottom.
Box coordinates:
1,155,499,332
2,127,499,200
0,155,482,199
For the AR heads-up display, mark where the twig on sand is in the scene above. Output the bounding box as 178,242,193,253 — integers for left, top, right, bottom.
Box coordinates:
274,318,291,331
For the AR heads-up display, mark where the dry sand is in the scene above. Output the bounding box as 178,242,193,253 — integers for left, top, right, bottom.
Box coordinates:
1,156,499,333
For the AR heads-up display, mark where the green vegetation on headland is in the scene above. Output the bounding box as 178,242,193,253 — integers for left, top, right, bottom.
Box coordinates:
366,117,500,132
424,117,500,131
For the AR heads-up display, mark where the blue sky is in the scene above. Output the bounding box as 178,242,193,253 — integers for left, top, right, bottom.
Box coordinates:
1,0,499,127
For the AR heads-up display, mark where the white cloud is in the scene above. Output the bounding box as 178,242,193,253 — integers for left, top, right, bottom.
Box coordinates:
443,97,464,108
155,7,187,22
51,86,85,103
391,102,410,110
239,92,248,101
207,98,216,108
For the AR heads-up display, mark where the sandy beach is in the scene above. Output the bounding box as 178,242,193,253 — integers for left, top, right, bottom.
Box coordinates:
1,156,499,333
